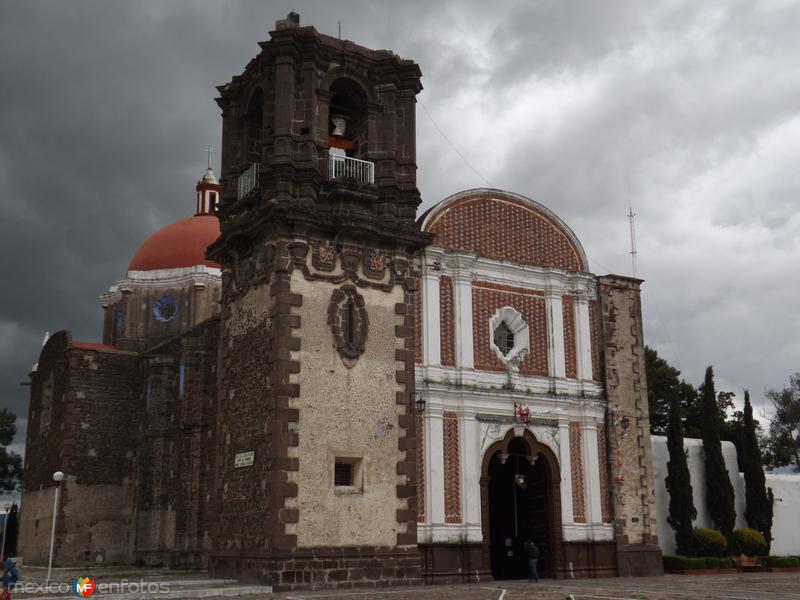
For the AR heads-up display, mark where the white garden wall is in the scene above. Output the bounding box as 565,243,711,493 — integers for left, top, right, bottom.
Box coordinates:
651,436,800,556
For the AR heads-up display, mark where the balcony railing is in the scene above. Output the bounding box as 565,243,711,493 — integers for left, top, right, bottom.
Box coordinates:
237,163,259,200
328,155,374,184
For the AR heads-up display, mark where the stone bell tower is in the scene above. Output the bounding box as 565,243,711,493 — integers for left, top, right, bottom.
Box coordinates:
207,13,431,591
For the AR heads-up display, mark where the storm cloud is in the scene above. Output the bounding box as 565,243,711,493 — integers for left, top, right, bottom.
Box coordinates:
2,0,799,464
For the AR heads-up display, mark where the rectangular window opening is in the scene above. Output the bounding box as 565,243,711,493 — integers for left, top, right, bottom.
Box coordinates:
335,461,354,486
334,457,363,494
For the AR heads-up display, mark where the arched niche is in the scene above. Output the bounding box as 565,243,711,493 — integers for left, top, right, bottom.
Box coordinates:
326,77,370,158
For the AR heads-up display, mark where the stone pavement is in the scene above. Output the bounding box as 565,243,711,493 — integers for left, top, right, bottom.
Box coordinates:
14,567,800,600
233,572,800,600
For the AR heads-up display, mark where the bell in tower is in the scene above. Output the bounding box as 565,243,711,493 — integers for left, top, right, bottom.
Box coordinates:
207,13,432,591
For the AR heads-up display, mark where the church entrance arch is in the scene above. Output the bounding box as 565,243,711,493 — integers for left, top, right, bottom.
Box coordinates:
481,429,562,580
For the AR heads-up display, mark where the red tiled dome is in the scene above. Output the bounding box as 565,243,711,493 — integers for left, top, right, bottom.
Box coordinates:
128,214,220,271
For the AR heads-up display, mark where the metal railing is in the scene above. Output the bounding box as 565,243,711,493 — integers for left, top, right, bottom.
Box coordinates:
328,155,374,184
237,163,259,199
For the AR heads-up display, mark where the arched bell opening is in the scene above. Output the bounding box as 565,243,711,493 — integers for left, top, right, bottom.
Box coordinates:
327,78,368,159
243,87,264,161
481,428,563,580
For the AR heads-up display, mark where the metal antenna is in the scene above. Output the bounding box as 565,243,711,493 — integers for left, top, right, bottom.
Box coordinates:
338,21,342,39
628,202,638,277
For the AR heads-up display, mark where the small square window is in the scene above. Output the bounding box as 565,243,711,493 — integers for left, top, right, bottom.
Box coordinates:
334,457,363,494
335,461,354,486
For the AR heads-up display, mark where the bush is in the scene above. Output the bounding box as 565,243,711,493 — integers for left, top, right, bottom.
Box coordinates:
731,528,768,557
663,555,733,570
694,527,728,557
765,556,800,568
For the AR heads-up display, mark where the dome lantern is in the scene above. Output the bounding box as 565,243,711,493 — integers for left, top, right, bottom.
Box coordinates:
196,146,221,215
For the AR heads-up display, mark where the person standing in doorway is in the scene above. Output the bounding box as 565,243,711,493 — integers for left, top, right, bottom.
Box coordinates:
524,539,540,582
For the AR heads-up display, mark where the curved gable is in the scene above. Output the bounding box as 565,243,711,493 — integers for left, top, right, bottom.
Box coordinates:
421,189,588,272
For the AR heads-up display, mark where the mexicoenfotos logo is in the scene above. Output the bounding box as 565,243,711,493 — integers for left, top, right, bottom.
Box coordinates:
72,576,97,598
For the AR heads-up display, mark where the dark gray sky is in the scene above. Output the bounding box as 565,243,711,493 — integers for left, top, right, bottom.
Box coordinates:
2,0,799,464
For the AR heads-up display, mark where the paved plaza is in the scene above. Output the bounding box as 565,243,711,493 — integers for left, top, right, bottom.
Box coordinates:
12,567,800,600
262,573,800,600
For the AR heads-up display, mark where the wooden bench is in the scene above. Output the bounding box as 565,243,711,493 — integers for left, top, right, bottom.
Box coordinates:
732,554,766,572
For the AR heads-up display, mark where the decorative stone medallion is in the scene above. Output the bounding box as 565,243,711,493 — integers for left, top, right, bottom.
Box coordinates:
327,285,369,361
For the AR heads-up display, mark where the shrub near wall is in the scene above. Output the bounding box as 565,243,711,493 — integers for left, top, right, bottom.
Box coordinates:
694,527,727,558
732,528,768,557
766,556,800,570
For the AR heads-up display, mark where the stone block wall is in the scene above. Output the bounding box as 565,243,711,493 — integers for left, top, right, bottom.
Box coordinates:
20,332,141,566
597,275,662,576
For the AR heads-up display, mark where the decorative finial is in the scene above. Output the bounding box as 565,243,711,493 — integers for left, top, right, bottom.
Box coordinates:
206,144,216,170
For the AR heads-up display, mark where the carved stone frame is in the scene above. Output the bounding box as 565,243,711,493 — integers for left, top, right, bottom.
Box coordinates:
328,284,369,362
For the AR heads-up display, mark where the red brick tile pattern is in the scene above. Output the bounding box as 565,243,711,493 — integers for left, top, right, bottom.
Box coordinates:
424,194,585,272
589,300,601,381
570,421,586,523
440,276,456,367
562,295,577,379
471,284,548,376
417,414,425,523
597,422,611,523
443,411,462,524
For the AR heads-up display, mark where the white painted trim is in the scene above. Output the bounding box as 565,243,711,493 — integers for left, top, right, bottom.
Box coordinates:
454,276,474,369
100,267,221,306
563,523,614,542
488,306,530,367
424,245,597,296
461,413,482,531
559,422,574,526
417,523,483,544
427,412,445,527
416,366,604,403
422,272,441,367
582,423,603,524
546,294,566,379
575,298,593,383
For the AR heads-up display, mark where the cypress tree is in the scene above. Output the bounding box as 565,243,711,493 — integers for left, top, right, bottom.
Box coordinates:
665,395,697,555
741,390,773,549
699,366,736,539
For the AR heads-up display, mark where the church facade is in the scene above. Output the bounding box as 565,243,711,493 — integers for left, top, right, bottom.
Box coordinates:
19,14,662,591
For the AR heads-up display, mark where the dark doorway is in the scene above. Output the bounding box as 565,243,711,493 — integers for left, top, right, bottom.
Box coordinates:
487,438,551,580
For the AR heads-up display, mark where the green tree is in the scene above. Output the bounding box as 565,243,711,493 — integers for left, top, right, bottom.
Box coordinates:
699,366,736,539
763,374,800,470
645,346,698,436
665,395,697,555
740,390,772,548
0,408,23,494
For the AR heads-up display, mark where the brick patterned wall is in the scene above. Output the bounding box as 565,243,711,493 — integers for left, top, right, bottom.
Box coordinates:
443,411,462,524
563,295,577,379
471,282,548,375
570,421,586,523
440,276,456,366
417,414,425,523
597,422,611,523
423,193,585,272
589,300,601,381
414,281,422,364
